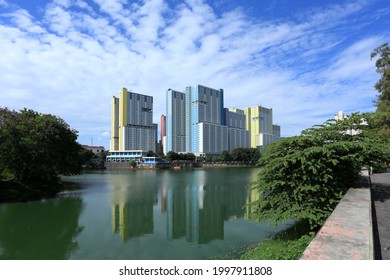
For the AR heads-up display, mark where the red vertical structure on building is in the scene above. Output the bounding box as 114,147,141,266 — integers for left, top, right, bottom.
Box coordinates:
160,114,166,152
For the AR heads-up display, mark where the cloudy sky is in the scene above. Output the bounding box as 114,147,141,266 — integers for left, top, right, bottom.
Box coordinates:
1,0,389,148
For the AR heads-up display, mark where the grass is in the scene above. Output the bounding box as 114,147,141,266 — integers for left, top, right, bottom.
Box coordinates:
241,220,316,260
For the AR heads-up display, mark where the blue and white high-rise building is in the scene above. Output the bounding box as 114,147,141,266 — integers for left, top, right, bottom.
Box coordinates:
166,85,229,156
185,85,228,155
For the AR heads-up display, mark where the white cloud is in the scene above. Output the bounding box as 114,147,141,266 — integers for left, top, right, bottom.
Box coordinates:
44,5,74,34
325,37,382,80
0,0,388,147
92,0,126,15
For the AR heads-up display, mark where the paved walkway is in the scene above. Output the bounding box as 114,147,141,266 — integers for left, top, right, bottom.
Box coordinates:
301,172,390,260
301,186,373,260
370,173,390,260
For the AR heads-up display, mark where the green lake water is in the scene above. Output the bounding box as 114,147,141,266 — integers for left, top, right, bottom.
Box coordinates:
0,168,283,260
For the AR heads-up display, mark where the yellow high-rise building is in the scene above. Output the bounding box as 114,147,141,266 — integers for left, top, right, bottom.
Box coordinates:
118,88,128,150
244,105,280,149
110,88,157,153
110,96,119,151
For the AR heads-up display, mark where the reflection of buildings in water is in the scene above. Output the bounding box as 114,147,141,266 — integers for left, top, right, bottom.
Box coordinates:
112,202,153,242
166,179,248,245
109,170,252,244
110,177,155,242
245,187,260,220
159,171,171,213
167,186,186,240
222,185,247,220
198,185,205,210
161,186,167,213
186,184,224,244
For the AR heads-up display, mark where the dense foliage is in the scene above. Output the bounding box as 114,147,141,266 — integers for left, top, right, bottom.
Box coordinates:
371,43,390,138
248,113,390,229
0,108,82,186
231,148,261,164
247,42,390,231
371,43,390,111
166,151,196,161
130,159,137,168
204,148,261,165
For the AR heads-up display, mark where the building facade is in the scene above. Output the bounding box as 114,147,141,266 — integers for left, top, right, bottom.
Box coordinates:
110,88,157,154
224,108,250,152
273,124,281,139
185,85,227,155
166,89,186,153
82,145,106,154
244,105,280,150
110,97,119,151
111,86,281,159
197,122,228,155
165,85,281,155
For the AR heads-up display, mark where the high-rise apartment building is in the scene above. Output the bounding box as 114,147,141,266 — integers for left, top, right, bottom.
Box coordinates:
244,105,280,149
153,123,158,152
165,85,228,155
185,85,228,155
224,108,250,152
273,124,281,139
110,88,157,153
166,89,186,153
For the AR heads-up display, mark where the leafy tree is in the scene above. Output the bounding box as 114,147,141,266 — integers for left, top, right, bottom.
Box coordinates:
130,160,137,168
371,42,390,138
0,108,82,186
231,148,261,165
79,148,94,165
156,149,165,159
248,113,390,229
371,42,390,110
98,150,109,161
166,151,180,161
221,150,232,162
182,153,196,161
247,147,262,164
146,150,156,157
165,152,195,161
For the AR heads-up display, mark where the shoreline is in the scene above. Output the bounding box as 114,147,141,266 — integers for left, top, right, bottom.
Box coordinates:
0,180,81,203
105,162,257,170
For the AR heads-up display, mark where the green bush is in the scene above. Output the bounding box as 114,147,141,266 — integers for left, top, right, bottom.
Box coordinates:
248,113,390,229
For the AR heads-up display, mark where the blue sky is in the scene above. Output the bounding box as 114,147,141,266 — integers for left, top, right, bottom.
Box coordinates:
0,0,389,148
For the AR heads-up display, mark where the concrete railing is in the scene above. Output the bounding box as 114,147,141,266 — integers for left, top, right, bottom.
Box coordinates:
301,186,374,260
